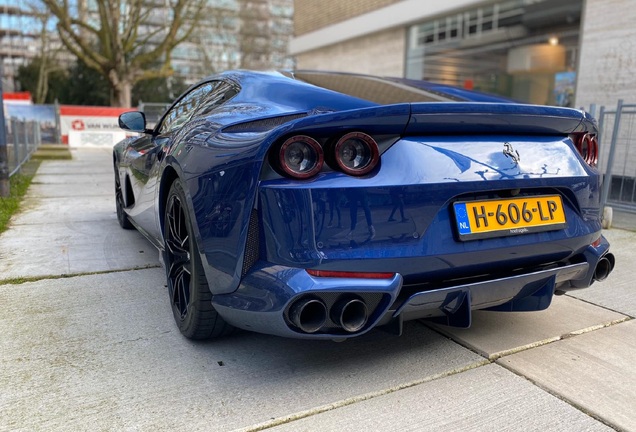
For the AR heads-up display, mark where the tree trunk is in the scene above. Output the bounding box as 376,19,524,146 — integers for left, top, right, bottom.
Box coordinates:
112,81,133,108
36,57,49,104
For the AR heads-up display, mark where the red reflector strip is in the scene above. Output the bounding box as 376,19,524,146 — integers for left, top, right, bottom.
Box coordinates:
591,236,602,247
307,269,395,279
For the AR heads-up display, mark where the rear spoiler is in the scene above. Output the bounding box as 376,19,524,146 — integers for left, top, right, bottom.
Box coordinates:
406,103,594,135
271,102,595,137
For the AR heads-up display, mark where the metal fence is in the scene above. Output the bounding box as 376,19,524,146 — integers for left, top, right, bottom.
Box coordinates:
3,103,57,178
6,118,41,177
594,100,636,216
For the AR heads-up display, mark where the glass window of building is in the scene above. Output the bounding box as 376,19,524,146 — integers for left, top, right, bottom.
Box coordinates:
406,0,582,106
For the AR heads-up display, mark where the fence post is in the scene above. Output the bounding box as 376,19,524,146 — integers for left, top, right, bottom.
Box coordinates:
0,63,9,197
14,121,21,174
597,105,606,169
600,99,624,212
34,122,41,155
54,100,62,144
598,105,606,137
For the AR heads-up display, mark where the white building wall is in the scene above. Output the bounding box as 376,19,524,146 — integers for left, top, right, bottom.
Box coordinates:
575,0,636,109
295,27,405,77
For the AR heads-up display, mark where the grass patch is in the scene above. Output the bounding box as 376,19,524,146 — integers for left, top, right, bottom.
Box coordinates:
0,160,40,234
0,265,162,285
31,150,73,160
32,144,73,161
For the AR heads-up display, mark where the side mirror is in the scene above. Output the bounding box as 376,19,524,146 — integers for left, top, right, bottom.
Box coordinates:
118,111,148,133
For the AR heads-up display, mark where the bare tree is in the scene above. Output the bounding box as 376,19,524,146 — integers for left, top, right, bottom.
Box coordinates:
24,2,67,104
238,0,272,70
41,0,205,107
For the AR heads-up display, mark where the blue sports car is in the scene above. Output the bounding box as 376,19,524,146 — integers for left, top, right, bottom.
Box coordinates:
114,70,614,340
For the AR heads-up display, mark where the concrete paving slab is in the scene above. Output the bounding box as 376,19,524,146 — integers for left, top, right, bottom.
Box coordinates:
499,320,636,431
570,228,636,318
430,295,628,359
0,151,157,280
12,196,117,225
27,181,112,198
36,164,113,176
0,219,158,279
263,363,611,432
0,270,485,432
35,148,111,175
68,147,112,161
31,172,113,185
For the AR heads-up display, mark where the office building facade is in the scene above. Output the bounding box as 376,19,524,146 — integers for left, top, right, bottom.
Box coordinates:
291,0,636,109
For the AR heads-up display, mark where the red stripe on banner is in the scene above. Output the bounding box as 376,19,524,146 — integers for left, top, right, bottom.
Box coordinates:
3,92,32,101
60,105,135,117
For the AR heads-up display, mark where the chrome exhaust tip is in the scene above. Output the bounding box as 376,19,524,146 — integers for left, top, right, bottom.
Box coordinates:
289,298,327,333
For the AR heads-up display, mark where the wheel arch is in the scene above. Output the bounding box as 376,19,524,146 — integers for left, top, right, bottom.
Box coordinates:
158,165,180,237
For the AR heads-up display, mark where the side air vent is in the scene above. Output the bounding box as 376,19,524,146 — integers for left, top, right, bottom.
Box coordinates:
223,113,308,133
124,175,135,207
241,210,260,276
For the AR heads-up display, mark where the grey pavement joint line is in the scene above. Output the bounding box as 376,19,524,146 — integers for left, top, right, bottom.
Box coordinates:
0,264,162,285
562,317,632,337
487,317,632,361
566,293,636,319
496,359,623,431
231,359,491,432
424,316,632,362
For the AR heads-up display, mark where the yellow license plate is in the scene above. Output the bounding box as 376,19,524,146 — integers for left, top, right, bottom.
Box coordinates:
453,195,567,240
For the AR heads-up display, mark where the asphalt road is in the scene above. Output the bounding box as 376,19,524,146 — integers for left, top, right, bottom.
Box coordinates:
1,148,634,432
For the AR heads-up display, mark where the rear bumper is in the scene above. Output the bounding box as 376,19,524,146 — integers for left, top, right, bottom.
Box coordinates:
212,240,613,339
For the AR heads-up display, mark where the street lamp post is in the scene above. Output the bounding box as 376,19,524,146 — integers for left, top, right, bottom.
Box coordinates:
0,62,10,197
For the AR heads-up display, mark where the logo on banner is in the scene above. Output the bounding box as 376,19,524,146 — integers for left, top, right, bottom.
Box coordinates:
71,119,86,131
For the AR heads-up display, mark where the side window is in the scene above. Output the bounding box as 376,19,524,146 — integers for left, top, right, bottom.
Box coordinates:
158,82,216,134
193,81,239,118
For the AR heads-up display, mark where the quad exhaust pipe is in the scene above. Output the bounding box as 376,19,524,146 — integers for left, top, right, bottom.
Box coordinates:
289,298,327,334
289,295,370,334
331,297,369,333
593,253,615,282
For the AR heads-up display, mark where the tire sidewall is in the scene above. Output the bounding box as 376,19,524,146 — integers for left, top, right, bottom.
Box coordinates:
164,180,211,338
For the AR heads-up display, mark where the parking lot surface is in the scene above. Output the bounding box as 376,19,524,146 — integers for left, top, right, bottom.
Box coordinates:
1,148,634,431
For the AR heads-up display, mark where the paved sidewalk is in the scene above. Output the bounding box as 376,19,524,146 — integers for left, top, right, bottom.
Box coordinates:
0,148,634,431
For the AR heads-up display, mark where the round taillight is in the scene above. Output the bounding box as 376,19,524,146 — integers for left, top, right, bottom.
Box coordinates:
333,132,379,176
278,135,324,179
575,133,598,167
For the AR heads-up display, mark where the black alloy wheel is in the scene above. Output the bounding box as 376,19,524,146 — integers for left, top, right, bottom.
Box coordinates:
164,180,233,340
114,166,134,229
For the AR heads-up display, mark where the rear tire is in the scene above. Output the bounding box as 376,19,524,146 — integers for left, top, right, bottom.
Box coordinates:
114,166,134,230
163,180,234,340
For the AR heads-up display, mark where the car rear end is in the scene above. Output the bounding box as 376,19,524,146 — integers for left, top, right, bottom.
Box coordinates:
211,102,614,339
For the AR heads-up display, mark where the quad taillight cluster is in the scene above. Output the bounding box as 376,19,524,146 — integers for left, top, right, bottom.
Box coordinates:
571,132,599,167
276,132,380,179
